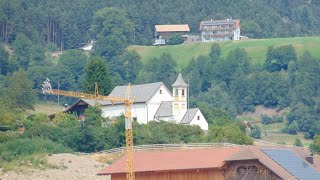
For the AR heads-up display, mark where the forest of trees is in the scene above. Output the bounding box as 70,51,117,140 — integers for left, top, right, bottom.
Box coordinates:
1,0,320,156
1,0,320,48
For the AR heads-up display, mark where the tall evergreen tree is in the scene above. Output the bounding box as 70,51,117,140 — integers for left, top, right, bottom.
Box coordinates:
82,57,113,95
0,44,10,75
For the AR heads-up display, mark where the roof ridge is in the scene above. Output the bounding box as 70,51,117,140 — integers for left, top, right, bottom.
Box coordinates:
180,109,198,124
115,82,163,88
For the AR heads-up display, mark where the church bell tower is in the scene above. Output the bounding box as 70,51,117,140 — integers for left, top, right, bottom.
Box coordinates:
172,72,188,122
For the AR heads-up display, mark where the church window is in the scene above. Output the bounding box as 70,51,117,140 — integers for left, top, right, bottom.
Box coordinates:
197,116,200,120
182,89,185,96
175,89,178,96
160,90,162,94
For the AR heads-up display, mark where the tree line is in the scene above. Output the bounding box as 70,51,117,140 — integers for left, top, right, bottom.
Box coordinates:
1,1,320,153
1,0,320,48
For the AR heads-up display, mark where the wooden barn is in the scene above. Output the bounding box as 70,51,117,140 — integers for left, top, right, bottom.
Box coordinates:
154,24,190,39
97,146,320,180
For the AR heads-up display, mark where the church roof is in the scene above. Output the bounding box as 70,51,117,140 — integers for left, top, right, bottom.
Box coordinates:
154,101,173,118
82,82,164,105
172,73,188,87
180,108,199,124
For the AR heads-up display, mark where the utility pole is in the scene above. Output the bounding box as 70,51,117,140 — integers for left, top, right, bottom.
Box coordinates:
57,81,60,108
187,78,190,121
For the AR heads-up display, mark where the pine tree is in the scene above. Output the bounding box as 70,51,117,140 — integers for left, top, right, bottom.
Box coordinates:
82,57,113,95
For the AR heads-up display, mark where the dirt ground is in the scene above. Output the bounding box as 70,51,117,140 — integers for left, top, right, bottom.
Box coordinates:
237,105,288,120
0,153,111,180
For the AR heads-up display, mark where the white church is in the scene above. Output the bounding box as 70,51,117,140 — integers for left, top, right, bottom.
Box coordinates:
65,73,208,131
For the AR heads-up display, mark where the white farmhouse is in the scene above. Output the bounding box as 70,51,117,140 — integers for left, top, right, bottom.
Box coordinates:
65,73,208,131
199,19,241,42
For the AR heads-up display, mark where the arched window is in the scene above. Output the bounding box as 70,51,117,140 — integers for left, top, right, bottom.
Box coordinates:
236,166,247,175
175,89,178,96
236,165,259,180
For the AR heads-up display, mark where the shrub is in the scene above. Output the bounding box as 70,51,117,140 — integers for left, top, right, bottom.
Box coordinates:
167,33,184,45
261,115,273,125
310,135,320,154
0,138,72,170
250,125,261,139
282,121,299,134
294,138,303,147
287,121,299,134
207,124,253,145
273,115,284,123
0,131,21,143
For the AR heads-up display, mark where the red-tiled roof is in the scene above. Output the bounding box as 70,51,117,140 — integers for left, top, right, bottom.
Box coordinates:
234,20,240,29
98,147,242,175
155,24,190,32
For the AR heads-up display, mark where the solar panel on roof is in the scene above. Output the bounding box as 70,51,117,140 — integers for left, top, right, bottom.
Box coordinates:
261,149,320,180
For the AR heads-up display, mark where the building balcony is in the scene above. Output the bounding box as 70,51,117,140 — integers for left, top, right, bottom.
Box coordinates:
202,33,234,38
201,27,234,31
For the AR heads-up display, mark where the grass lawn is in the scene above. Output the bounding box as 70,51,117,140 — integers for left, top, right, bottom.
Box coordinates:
255,122,312,147
32,102,62,115
128,36,320,67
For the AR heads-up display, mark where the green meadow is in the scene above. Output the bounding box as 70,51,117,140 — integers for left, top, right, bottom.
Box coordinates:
129,37,320,67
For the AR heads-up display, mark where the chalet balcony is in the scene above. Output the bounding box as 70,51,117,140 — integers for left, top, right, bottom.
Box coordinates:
202,33,234,38
201,27,234,31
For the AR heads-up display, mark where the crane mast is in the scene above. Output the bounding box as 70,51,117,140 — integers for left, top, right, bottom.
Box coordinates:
42,79,135,180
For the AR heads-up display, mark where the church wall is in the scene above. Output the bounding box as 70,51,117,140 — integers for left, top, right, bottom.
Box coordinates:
147,84,173,122
101,103,148,123
189,110,208,131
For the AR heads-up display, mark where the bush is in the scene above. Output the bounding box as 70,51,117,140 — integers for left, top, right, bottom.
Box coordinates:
250,125,261,139
294,138,303,147
287,121,299,134
0,131,21,143
282,121,299,134
207,124,253,145
310,135,320,154
167,33,184,45
273,115,284,123
261,115,273,125
0,138,72,170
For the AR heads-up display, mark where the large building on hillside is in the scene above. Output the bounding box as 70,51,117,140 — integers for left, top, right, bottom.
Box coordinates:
153,24,190,45
65,73,208,131
199,19,241,42
98,146,320,180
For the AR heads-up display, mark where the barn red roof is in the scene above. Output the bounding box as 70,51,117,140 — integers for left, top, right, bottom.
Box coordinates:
155,24,190,32
98,147,242,175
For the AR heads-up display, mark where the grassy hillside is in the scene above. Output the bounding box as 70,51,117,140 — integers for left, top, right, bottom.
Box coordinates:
129,37,320,67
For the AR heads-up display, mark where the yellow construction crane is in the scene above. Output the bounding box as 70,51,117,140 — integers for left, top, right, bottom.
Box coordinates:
42,79,135,180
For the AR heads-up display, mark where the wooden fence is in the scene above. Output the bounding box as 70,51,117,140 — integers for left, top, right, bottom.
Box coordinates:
80,142,245,155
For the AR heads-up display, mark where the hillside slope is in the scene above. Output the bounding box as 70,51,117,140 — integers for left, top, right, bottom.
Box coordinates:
129,37,320,66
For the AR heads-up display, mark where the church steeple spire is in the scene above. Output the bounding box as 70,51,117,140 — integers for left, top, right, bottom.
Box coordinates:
172,72,188,87
172,72,188,122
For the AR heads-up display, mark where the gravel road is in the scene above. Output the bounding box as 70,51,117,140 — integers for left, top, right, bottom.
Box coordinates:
0,153,111,180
